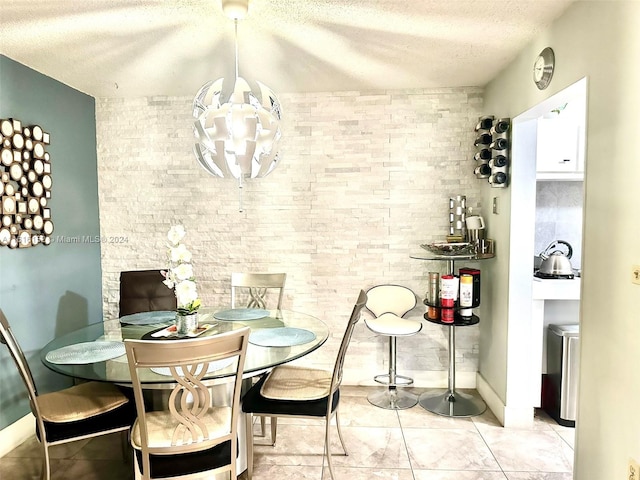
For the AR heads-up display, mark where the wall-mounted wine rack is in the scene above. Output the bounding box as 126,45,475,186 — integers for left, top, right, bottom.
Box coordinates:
473,116,510,188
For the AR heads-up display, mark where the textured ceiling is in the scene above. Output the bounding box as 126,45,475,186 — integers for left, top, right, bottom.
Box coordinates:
0,0,574,98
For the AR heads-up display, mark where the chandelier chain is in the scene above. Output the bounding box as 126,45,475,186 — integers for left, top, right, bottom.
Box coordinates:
234,19,239,80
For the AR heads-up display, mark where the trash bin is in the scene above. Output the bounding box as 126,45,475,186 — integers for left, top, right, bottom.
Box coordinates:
542,324,580,427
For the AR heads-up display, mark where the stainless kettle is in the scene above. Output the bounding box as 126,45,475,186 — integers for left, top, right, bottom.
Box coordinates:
537,240,574,277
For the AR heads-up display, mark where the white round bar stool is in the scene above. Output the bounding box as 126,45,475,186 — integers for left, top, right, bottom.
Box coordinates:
365,284,422,409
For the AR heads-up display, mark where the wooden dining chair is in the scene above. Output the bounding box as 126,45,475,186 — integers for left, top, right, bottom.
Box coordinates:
124,327,250,480
119,269,177,317
231,272,286,310
241,290,367,480
0,309,136,480
364,284,422,409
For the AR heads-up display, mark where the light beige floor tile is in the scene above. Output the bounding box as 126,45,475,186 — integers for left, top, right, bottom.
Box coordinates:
0,386,575,480
0,455,45,479
50,458,133,480
328,426,411,469
4,435,90,459
70,433,130,461
398,401,476,431
414,471,508,480
251,423,411,470
336,392,402,428
323,465,415,479
403,428,500,471
504,473,573,480
240,464,322,479
404,429,500,471
480,428,574,473
556,428,575,449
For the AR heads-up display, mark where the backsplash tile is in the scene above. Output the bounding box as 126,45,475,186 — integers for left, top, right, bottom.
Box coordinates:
535,181,584,269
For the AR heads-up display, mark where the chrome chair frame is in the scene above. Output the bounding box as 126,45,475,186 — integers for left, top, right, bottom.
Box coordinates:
242,290,367,480
0,309,134,480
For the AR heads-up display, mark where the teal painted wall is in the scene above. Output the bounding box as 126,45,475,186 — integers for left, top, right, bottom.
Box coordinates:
0,55,103,429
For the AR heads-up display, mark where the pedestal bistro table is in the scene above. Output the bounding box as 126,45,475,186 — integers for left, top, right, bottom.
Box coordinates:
410,250,493,417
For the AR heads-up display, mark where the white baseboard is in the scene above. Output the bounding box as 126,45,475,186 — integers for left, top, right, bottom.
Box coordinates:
0,413,35,457
476,373,534,428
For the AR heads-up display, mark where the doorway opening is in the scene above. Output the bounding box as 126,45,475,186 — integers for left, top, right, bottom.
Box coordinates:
508,77,588,418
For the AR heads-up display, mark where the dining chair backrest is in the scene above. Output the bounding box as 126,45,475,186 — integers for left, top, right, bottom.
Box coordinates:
365,284,417,318
329,289,367,398
124,327,250,479
231,272,287,309
119,269,177,317
0,309,42,418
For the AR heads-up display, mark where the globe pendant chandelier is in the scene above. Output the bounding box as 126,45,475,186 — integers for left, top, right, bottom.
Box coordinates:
192,0,282,212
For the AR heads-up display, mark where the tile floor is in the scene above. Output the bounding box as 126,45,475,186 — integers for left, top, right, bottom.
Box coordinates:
0,386,575,480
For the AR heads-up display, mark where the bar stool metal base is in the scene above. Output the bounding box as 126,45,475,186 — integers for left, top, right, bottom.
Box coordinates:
418,388,486,417
373,373,413,387
368,387,418,410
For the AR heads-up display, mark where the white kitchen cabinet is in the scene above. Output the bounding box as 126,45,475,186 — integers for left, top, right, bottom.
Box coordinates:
536,117,582,178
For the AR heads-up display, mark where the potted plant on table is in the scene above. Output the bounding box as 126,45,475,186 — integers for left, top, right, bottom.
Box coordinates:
162,225,201,334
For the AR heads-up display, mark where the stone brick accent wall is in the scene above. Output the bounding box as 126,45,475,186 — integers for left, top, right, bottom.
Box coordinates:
96,87,484,387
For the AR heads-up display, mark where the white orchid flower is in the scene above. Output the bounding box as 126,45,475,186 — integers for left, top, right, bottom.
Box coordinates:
175,280,198,307
167,225,186,245
173,263,194,281
170,244,192,263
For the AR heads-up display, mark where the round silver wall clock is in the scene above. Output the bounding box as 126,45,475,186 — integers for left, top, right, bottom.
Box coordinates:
533,47,555,90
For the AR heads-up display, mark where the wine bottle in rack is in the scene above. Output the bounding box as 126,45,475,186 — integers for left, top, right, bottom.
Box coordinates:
489,137,508,150
490,155,508,168
490,118,510,134
474,149,491,161
489,172,508,185
474,163,491,178
474,133,492,146
474,116,494,132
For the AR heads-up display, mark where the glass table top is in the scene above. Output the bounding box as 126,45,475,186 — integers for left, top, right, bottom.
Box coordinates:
40,308,329,386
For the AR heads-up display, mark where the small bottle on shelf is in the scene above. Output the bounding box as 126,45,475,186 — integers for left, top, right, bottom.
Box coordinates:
427,272,440,320
440,275,458,323
459,274,473,317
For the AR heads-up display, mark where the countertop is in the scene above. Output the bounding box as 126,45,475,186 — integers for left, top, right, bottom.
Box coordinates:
532,276,581,300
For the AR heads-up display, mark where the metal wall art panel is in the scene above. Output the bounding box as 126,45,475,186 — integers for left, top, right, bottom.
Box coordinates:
0,117,53,248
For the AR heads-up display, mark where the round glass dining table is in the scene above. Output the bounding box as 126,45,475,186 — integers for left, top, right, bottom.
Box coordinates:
40,307,329,386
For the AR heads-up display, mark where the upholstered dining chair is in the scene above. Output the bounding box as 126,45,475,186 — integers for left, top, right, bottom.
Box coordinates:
119,269,177,317
364,284,422,409
231,271,287,437
231,272,286,310
124,327,250,480
242,290,367,480
0,309,136,480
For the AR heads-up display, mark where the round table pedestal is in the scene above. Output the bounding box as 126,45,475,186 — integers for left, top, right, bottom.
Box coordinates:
418,388,486,417
368,387,418,410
